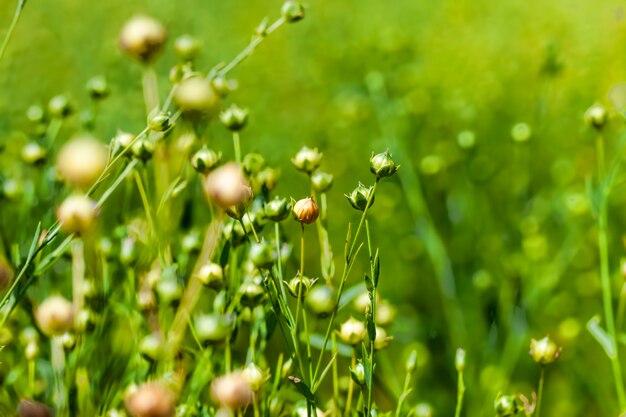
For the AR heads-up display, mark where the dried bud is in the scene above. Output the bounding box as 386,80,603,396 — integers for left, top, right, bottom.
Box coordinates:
220,104,249,131
203,163,252,209
242,152,266,176
338,317,367,345
17,399,52,417
195,313,233,345
21,142,47,166
249,241,277,269
86,76,109,100
281,1,305,22
311,171,334,192
345,183,375,211
242,363,267,391
291,146,322,174
264,196,292,222
56,195,98,235
125,383,174,417
56,136,108,189
147,111,173,132
175,76,220,116
35,295,73,336
48,95,72,118
191,146,221,174
174,35,201,61
455,348,466,372
292,197,319,224
306,284,336,317
350,362,366,386
510,122,532,143
286,275,317,299
529,336,561,365
119,16,167,63
584,103,608,130
370,150,399,179
211,371,254,410
494,394,523,417
196,262,224,289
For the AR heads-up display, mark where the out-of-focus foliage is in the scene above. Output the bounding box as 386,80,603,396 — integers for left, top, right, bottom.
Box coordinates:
2,0,626,416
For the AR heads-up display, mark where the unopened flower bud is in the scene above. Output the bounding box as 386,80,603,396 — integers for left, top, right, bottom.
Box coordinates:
306,284,336,317
242,363,267,391
376,301,396,327
529,336,561,365
86,76,110,100
350,362,366,386
125,383,174,417
494,394,523,417
249,241,276,269
139,334,162,362
286,275,317,299
131,136,156,161
113,131,135,154
19,327,39,345
174,35,201,61
370,150,399,179
35,295,73,336
48,95,72,118
281,1,305,22
255,167,279,192
455,348,466,372
191,146,221,174
196,262,224,289
311,171,334,192
584,103,608,130
119,16,167,63
281,358,293,378
175,77,220,116
56,136,108,189
346,183,375,211
60,332,76,350
291,146,322,173
25,341,39,360
156,278,182,305
56,195,98,235
204,163,252,209
373,326,393,350
405,350,418,374
511,122,532,143
242,152,265,176
27,105,46,124
220,104,249,131
292,197,319,224
21,142,47,166
195,313,233,345
264,196,292,222
211,76,238,97
211,371,253,410
338,317,366,345
414,403,433,417
239,281,265,307
147,111,173,132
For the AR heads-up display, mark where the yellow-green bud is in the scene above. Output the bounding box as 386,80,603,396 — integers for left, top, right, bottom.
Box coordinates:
584,103,609,130
21,142,47,166
239,281,265,307
26,105,46,124
373,326,393,350
56,136,108,189
405,350,418,374
191,146,221,174
370,150,399,179
86,76,109,100
174,76,220,116
196,262,224,289
220,104,249,131
48,95,72,118
264,196,292,222
195,313,233,345
306,284,336,317
249,241,276,269
350,362,366,386
311,171,333,192
25,341,39,360
338,317,366,345
35,295,74,336
242,363,267,391
511,122,532,143
529,336,561,365
131,137,155,162
174,35,201,61
118,16,167,63
147,111,173,132
242,152,265,176
455,348,466,372
345,183,374,211
139,334,162,362
56,195,98,235
292,197,319,224
281,1,305,22
286,275,317,299
494,394,523,417
291,146,322,173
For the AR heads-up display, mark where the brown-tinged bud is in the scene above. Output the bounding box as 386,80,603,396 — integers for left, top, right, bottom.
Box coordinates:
125,383,175,417
584,103,608,130
211,371,254,410
292,197,319,224
220,104,249,131
338,316,366,345
203,163,252,209
291,146,322,173
191,146,221,174
17,399,52,417
35,295,73,336
174,76,220,116
119,16,167,63
196,262,224,289
56,136,108,189
529,336,561,365
57,194,98,235
174,35,201,61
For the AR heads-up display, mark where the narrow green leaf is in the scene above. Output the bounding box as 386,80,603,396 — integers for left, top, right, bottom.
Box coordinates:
587,315,615,358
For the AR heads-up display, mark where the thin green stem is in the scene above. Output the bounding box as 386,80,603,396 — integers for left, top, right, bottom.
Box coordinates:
595,133,626,410
535,366,545,417
365,220,376,416
294,224,306,380
71,239,85,314
0,0,26,63
395,373,411,417
454,369,465,417
233,132,242,164
142,65,160,116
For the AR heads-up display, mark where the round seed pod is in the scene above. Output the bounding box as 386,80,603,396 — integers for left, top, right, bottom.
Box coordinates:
174,35,201,61
35,295,73,336
174,76,220,117
203,163,252,209
56,136,108,189
56,194,98,235
119,16,167,63
338,317,366,346
125,383,175,417
21,142,47,166
292,197,319,224
210,371,253,410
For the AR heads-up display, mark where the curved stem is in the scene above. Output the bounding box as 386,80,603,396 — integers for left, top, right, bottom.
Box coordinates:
0,0,26,63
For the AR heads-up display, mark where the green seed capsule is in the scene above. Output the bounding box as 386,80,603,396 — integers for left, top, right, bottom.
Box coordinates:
220,104,249,131
281,1,305,22
311,171,334,192
370,150,399,179
291,146,322,173
345,183,374,211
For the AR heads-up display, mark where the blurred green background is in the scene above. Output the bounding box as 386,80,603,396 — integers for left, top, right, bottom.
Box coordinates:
3,0,626,415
